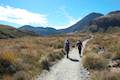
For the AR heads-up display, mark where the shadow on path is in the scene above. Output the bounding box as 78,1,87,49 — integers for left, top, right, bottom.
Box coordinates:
68,57,79,62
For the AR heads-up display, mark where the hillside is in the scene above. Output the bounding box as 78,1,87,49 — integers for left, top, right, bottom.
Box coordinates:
83,32,120,80
60,12,103,33
0,24,35,39
19,25,60,36
88,10,120,32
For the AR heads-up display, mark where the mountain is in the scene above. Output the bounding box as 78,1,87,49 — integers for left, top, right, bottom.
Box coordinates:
60,12,104,33
18,12,105,35
0,24,35,39
16,10,120,35
88,10,120,32
19,25,60,36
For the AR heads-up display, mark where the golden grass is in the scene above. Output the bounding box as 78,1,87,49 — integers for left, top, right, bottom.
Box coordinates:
91,70,120,80
0,33,87,80
84,33,120,58
0,51,17,64
83,32,120,80
83,53,108,70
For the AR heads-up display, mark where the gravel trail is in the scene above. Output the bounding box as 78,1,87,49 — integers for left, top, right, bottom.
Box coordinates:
36,38,91,80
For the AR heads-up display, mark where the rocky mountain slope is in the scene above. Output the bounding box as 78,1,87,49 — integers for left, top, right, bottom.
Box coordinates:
60,12,103,33
88,10,120,32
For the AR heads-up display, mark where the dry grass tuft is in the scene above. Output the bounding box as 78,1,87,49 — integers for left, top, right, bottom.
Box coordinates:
91,70,120,80
83,53,108,70
0,51,17,64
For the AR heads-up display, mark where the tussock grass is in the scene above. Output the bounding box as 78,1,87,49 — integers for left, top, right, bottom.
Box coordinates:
83,53,108,70
0,33,87,79
91,70,120,80
0,51,17,64
84,33,120,59
83,32,120,80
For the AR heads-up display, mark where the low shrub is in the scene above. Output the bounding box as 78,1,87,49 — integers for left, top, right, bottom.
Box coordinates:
13,71,31,80
0,59,16,75
91,70,120,80
41,59,50,71
102,52,112,59
83,53,108,70
112,52,120,60
41,50,64,71
0,51,17,64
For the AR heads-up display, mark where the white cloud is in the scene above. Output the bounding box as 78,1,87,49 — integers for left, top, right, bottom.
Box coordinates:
0,5,48,26
60,7,76,24
59,6,82,29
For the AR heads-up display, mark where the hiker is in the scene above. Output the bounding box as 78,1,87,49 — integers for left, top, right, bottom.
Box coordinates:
64,39,70,58
76,40,83,57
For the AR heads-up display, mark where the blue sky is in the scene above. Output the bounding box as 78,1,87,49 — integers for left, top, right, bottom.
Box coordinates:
0,0,120,29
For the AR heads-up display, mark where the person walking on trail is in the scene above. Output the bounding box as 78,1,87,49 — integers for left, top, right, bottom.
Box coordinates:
64,39,70,58
76,40,83,57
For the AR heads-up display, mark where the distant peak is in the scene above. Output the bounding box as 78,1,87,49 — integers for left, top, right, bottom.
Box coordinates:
89,12,104,16
108,10,120,15
22,25,34,28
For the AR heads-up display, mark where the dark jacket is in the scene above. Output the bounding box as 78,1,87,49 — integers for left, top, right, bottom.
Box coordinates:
64,40,70,51
76,41,82,49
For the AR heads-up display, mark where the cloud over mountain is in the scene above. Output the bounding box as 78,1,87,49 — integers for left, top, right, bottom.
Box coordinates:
0,5,48,26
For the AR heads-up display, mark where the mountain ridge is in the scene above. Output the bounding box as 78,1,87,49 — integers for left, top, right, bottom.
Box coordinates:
19,12,104,35
60,12,104,33
0,10,120,37
19,25,60,36
88,10,120,32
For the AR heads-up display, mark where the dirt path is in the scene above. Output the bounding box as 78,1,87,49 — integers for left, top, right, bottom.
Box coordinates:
36,38,91,80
